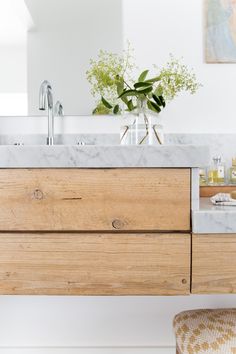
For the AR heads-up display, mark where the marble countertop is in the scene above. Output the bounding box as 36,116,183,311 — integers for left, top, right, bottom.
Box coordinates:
193,198,236,233
0,144,209,168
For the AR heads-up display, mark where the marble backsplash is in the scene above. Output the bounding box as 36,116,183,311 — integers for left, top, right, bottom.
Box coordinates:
0,133,119,146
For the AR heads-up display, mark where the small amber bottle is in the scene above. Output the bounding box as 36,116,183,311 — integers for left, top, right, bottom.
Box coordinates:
229,158,236,185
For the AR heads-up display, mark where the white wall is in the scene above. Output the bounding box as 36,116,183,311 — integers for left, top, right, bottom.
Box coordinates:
0,45,26,93
26,0,123,116
123,0,236,133
0,45,27,115
1,295,236,354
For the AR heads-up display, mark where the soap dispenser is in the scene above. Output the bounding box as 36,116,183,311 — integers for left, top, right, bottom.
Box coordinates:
208,156,225,185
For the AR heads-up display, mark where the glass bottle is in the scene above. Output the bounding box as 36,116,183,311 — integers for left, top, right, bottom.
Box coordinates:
199,168,207,186
208,156,225,185
229,158,236,184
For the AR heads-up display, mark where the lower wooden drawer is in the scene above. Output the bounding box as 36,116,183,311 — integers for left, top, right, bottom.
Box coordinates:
192,234,236,294
0,233,190,295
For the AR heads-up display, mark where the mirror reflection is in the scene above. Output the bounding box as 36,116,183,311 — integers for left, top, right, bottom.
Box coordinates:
0,0,123,116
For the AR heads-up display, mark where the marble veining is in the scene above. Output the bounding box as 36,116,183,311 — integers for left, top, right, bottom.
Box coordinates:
193,198,236,233
166,134,236,168
1,132,235,168
0,144,209,168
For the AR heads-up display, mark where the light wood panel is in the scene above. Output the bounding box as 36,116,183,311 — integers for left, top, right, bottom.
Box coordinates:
200,185,236,197
192,234,236,294
0,169,190,231
0,233,190,295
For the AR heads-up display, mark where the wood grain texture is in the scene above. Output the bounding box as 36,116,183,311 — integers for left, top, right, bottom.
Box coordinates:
0,233,190,295
200,185,236,197
192,234,236,294
0,169,190,231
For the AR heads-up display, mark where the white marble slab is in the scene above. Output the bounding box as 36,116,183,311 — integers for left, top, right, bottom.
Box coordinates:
0,144,209,168
191,168,199,210
166,133,236,169
193,198,236,233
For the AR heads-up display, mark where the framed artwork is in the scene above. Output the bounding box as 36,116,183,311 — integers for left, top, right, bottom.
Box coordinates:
206,0,236,62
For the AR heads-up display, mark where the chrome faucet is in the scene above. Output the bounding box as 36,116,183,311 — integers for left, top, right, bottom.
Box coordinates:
39,80,54,145
54,100,64,117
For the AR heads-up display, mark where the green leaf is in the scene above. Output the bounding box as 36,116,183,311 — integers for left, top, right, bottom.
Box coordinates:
159,95,166,107
154,85,163,96
101,97,112,109
121,96,129,104
145,76,161,83
116,81,124,96
134,81,153,89
138,70,149,82
152,94,162,106
147,100,161,113
113,104,119,114
118,88,129,104
127,99,134,111
92,107,97,115
119,86,153,99
136,86,153,94
118,89,137,99
147,100,156,113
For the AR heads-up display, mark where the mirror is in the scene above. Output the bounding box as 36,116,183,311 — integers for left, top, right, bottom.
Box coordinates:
0,0,123,116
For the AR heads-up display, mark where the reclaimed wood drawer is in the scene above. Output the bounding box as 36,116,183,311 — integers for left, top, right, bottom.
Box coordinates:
0,233,190,295
192,234,236,294
0,169,190,231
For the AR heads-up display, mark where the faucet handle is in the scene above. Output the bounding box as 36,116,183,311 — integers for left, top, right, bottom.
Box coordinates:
54,101,64,117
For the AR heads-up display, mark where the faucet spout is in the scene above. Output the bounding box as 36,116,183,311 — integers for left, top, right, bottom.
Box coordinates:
39,80,54,145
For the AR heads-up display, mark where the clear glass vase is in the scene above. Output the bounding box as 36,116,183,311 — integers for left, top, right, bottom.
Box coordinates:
120,99,164,145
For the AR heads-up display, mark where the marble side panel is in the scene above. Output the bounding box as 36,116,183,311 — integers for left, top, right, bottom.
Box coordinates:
193,198,236,233
191,168,199,210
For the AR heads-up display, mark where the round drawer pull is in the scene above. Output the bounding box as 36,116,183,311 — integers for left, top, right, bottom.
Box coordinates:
181,278,187,285
33,189,44,200
112,219,124,230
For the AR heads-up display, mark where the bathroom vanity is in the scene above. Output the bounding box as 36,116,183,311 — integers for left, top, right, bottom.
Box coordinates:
0,143,220,296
